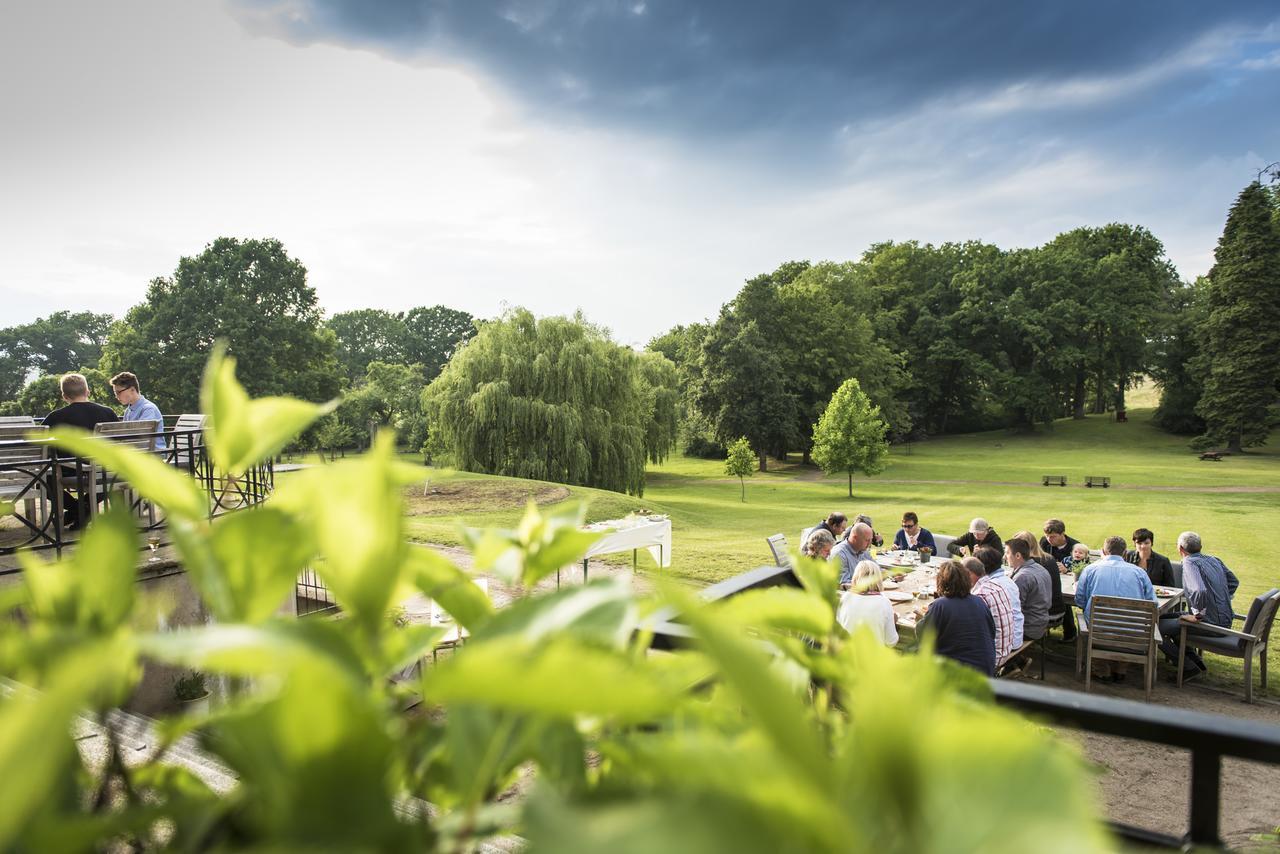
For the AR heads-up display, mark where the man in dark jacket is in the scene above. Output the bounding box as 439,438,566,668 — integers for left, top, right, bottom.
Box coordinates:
946,517,1002,557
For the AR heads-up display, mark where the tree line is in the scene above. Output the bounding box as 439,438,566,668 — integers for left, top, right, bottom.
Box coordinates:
649,180,1280,468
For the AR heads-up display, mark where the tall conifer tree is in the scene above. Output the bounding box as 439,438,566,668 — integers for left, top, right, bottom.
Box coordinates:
1195,182,1280,452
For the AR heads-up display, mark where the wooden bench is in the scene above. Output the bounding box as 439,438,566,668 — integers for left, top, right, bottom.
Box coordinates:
1042,475,1067,487
1199,451,1224,462
0,425,49,528
1085,476,1111,489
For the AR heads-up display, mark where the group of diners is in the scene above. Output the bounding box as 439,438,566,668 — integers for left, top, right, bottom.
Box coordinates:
804,512,1239,682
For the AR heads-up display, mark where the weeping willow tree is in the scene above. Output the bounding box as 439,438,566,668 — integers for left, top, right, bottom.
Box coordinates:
422,309,678,495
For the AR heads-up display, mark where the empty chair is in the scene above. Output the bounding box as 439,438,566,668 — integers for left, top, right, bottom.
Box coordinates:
1177,588,1279,703
1078,595,1160,701
933,533,956,558
171,413,209,469
90,420,161,523
0,415,35,426
0,424,49,528
767,533,790,567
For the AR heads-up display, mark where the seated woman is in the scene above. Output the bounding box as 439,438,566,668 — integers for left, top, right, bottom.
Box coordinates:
918,559,997,676
802,528,836,560
836,560,898,646
1124,527,1176,587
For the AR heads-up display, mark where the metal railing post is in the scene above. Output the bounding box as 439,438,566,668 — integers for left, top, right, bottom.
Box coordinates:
1188,750,1221,848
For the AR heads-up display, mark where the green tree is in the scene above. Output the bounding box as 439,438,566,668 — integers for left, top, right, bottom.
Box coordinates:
724,436,755,502
422,308,674,495
402,305,476,381
100,237,341,413
811,378,889,498
1195,182,1280,452
327,309,409,384
1152,278,1208,435
0,311,113,401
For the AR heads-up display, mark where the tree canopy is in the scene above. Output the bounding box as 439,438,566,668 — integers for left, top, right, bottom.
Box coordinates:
1194,181,1280,452
327,305,476,386
811,378,889,497
100,238,342,413
724,437,755,502
0,311,113,401
423,309,678,495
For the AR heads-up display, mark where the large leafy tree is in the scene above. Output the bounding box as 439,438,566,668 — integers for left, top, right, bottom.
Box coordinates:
18,367,114,416
100,238,341,413
422,308,676,495
403,305,476,381
1151,278,1209,435
811,378,889,498
327,309,409,384
0,311,113,401
1194,182,1280,452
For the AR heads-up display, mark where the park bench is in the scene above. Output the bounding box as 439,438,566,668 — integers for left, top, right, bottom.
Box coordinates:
0,415,35,427
1085,475,1111,489
1199,451,1224,462
1042,475,1067,487
767,533,790,567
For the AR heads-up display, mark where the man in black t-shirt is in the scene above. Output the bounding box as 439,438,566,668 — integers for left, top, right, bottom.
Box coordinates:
43,373,118,527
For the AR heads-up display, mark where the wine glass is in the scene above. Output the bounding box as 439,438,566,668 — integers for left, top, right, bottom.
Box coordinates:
147,534,161,563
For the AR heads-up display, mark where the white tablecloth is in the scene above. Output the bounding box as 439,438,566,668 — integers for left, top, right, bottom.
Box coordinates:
583,517,672,568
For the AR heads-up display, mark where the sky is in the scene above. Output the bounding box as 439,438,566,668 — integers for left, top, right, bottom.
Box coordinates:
2,1,1278,347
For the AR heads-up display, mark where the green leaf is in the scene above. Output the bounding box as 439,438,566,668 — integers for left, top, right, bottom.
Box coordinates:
205,507,313,623
137,620,366,685
43,429,208,521
382,623,448,676
407,546,494,631
19,502,138,634
473,578,637,649
713,587,834,637
464,501,603,589
201,342,337,476
424,637,683,721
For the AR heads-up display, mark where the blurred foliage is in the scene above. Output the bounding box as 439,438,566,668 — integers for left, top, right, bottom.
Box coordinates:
0,349,1114,853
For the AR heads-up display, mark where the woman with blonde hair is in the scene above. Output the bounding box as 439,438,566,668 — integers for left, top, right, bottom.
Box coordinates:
836,560,898,646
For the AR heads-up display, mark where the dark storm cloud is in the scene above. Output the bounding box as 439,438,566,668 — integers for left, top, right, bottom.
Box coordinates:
234,0,1280,137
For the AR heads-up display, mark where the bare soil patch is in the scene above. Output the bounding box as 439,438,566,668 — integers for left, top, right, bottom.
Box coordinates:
404,480,571,517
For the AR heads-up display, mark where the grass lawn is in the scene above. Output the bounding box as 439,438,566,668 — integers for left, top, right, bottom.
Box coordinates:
387,404,1280,691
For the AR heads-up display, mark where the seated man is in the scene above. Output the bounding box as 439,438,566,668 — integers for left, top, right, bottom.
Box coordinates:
947,518,1002,557
974,545,1023,650
1039,518,1080,641
962,555,1016,665
1158,531,1239,679
1073,536,1157,682
110,371,166,451
894,511,937,553
815,512,848,543
830,522,875,588
1005,537,1053,642
43,372,119,528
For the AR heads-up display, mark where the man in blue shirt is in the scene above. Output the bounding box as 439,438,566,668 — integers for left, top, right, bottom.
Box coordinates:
1158,531,1239,677
1073,536,1156,621
110,371,166,450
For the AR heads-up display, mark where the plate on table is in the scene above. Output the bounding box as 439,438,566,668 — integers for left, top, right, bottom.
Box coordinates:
882,579,900,590
1154,586,1180,597
885,590,913,603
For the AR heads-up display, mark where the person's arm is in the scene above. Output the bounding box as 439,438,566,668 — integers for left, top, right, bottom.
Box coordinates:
1074,566,1092,609
1224,563,1240,599
946,534,968,557
883,600,899,646
894,529,907,550
1138,571,1156,603
1182,558,1207,616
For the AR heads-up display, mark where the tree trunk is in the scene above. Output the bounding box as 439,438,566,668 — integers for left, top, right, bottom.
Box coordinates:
802,449,811,466
847,472,853,498
757,451,767,472
1072,368,1087,419
1114,380,1126,413
740,476,746,502
1228,432,1243,455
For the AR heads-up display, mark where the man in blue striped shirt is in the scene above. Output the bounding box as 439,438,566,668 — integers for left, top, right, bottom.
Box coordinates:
1158,531,1239,677
110,371,166,451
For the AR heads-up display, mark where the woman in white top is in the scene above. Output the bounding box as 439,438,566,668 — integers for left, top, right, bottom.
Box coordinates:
836,559,899,646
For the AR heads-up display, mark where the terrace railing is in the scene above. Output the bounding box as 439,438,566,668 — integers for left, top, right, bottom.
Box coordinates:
645,563,1280,850
0,427,273,568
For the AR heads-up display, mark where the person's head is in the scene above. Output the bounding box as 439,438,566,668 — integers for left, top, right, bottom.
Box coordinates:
1013,529,1048,562
850,522,873,551
1043,518,1067,548
936,559,972,599
901,511,920,533
110,371,141,406
59,373,89,402
969,517,991,542
1102,536,1126,556
961,556,986,583
804,528,836,560
1177,531,1202,555
1132,527,1154,557
974,545,1002,575
825,512,847,537
851,560,883,594
1004,536,1031,568
1071,542,1090,561
854,514,875,531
